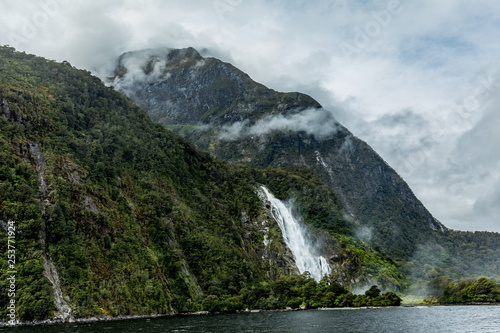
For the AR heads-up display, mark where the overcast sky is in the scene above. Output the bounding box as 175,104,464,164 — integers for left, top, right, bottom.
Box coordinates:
1,0,499,232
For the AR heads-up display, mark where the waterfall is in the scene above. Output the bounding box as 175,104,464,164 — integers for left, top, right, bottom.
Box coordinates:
261,186,331,282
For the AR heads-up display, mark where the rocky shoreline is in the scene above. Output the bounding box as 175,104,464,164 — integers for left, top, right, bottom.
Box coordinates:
0,313,175,327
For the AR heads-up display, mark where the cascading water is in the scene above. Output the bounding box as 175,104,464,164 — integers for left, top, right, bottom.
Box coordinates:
261,186,331,282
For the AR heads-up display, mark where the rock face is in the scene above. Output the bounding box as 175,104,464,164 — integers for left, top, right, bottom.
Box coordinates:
241,187,363,286
111,47,321,126
111,47,445,260
42,258,74,321
29,142,74,321
223,129,446,259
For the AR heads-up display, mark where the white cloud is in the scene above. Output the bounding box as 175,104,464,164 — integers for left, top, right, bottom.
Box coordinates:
1,0,500,231
109,47,174,95
219,108,339,141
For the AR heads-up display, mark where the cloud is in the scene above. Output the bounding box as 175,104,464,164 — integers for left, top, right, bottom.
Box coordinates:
1,0,499,231
108,47,175,95
445,91,500,231
355,226,373,243
471,180,500,231
219,108,340,141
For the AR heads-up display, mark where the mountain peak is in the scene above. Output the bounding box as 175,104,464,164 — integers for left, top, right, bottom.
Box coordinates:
110,47,321,125
110,46,445,259
112,47,203,81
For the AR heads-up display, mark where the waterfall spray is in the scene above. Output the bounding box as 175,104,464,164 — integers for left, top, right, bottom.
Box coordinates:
261,186,331,281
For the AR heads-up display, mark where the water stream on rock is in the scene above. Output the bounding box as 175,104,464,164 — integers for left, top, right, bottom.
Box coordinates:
261,186,330,281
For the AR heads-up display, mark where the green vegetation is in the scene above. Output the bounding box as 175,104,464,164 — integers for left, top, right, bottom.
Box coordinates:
0,46,263,319
128,46,446,262
0,46,408,321
250,165,407,291
196,274,401,312
255,166,348,235
3,46,498,322
114,48,500,296
436,277,500,304
403,230,500,296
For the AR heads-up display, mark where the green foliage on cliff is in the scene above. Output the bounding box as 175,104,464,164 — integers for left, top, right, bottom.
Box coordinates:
131,47,500,290
402,230,500,296
116,47,447,263
0,46,266,319
196,274,401,312
255,166,349,236
437,277,500,304
0,46,407,321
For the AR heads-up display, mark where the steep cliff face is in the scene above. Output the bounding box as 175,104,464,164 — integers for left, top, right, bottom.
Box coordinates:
111,47,445,260
111,48,500,285
28,141,74,321
111,47,321,126
2,46,392,321
251,187,364,286
217,129,447,259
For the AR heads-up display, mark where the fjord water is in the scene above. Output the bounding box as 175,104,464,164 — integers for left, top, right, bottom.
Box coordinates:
3,306,499,332
261,187,331,281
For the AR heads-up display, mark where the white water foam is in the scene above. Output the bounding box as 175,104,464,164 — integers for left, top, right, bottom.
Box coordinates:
261,186,331,281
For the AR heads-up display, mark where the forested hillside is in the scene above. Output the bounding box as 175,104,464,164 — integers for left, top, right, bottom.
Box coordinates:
0,47,404,322
111,47,500,288
110,47,446,261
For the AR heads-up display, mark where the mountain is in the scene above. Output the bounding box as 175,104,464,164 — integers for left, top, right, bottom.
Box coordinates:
1,45,498,322
110,47,446,259
111,47,321,126
0,47,405,322
110,47,500,282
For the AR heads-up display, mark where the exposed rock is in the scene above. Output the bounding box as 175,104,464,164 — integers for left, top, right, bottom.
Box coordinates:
57,156,88,187
110,48,320,126
28,142,47,198
178,260,203,299
1,98,23,123
2,98,11,119
111,47,446,261
28,141,74,320
0,219,10,233
240,190,299,279
43,257,74,322
83,195,99,214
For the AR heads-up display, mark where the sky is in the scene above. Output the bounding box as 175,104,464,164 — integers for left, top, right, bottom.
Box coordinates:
1,0,499,232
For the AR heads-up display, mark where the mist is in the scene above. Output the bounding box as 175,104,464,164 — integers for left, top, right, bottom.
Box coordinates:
219,108,340,141
109,47,175,95
1,0,499,232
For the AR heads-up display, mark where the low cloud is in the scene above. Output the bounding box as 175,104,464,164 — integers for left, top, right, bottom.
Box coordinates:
472,179,500,230
109,47,174,95
355,226,373,243
219,108,340,141
1,0,499,232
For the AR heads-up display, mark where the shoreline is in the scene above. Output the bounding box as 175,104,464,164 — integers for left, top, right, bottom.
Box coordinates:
0,313,175,327
2,303,499,327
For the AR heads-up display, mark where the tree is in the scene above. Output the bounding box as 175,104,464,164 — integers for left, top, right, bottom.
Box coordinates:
365,285,381,298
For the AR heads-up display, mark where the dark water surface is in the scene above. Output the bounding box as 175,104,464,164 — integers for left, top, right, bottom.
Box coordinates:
2,306,499,333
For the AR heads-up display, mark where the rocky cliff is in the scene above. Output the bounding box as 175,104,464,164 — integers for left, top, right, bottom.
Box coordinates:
110,47,446,260
1,46,395,322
